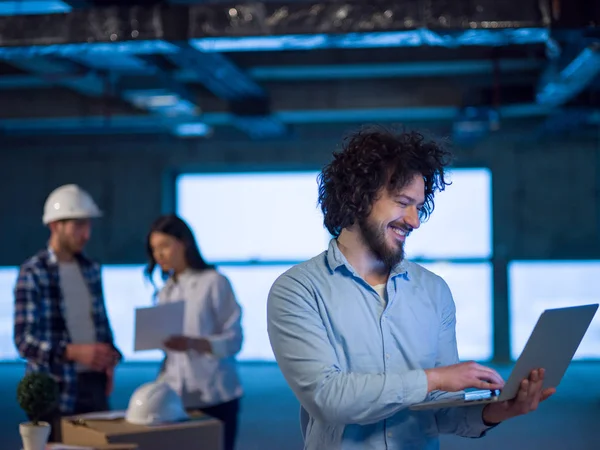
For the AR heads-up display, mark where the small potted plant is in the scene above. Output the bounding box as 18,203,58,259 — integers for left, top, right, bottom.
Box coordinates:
16,372,59,450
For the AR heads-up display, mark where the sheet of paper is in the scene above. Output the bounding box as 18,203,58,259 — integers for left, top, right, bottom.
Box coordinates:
69,410,126,420
47,445,96,449
134,301,185,351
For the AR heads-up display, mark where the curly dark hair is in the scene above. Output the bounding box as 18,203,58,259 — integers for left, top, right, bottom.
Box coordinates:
317,125,454,237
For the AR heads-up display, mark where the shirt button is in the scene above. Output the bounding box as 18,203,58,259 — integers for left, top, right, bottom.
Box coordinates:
387,432,392,438
386,354,390,359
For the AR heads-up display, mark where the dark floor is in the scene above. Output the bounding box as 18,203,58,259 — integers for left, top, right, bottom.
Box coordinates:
2,362,600,450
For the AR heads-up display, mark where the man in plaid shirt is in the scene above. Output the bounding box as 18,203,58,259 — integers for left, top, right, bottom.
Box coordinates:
13,184,122,442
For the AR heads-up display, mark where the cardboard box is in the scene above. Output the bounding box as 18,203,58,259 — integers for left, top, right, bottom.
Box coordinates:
48,445,138,450
61,412,222,450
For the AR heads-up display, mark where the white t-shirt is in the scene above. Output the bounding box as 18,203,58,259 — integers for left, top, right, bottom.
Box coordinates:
372,283,388,306
59,262,96,372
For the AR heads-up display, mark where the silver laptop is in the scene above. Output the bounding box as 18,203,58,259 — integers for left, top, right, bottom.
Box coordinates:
410,303,598,411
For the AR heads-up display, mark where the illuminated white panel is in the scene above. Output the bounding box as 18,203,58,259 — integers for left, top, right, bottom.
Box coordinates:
217,265,291,361
176,172,330,262
102,265,164,361
178,169,491,263
0,267,19,361
421,262,493,361
509,261,600,360
405,168,492,259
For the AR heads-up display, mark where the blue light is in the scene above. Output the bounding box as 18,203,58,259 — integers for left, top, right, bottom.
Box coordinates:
122,89,199,117
0,104,557,135
0,40,178,59
537,45,600,106
173,122,211,137
0,29,550,59
191,29,550,53
0,1,71,16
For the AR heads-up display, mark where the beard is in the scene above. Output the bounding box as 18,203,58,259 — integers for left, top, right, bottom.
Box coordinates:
358,215,405,269
58,232,84,254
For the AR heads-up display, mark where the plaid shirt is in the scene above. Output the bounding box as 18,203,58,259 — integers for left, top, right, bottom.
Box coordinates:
13,248,122,414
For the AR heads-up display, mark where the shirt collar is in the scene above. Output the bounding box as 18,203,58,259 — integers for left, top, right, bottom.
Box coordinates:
325,238,410,281
170,268,197,284
45,245,88,267
46,246,58,265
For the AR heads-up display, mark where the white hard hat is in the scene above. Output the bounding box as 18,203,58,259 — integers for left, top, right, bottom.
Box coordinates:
125,382,189,426
42,184,102,225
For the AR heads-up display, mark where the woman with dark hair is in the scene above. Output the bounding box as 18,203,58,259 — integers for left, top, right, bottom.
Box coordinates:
145,214,243,450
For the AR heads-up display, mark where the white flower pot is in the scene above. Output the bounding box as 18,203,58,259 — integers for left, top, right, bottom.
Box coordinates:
19,421,51,450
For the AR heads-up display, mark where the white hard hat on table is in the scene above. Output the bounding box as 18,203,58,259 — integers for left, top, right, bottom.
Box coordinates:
125,381,189,426
42,184,102,225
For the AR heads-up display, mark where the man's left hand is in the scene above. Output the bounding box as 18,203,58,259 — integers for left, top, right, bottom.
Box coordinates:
482,368,556,425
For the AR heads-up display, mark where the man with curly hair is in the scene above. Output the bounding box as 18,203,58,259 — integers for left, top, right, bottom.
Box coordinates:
267,126,554,449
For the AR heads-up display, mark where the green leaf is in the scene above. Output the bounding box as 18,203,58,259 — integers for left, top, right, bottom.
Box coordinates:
16,372,59,424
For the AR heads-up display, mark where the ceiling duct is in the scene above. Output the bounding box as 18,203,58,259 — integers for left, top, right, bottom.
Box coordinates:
0,0,555,57
189,0,548,36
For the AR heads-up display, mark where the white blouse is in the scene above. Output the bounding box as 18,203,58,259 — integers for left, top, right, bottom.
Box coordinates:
158,268,244,408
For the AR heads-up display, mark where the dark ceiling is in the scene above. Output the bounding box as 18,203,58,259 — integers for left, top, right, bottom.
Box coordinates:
0,0,598,141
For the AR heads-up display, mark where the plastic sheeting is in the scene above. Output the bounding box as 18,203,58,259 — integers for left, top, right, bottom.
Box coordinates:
0,0,549,47
190,0,548,37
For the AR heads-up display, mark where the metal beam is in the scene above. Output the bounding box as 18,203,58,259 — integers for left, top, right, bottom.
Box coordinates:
247,59,544,81
166,46,264,100
8,53,199,108
0,1,553,58
189,28,550,53
0,58,544,89
538,108,600,135
0,74,52,88
0,103,565,136
163,44,287,138
0,29,551,59
0,49,286,138
537,44,600,106
64,52,200,117
0,12,287,137
7,56,106,96
1,52,206,140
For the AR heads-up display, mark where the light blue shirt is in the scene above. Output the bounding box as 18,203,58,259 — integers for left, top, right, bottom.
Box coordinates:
267,239,493,450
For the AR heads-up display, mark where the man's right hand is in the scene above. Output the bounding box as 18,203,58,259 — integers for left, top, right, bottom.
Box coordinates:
66,343,116,372
425,361,505,393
